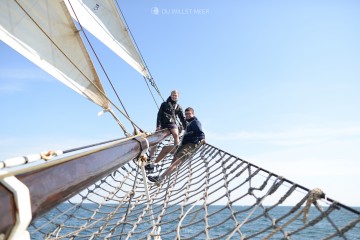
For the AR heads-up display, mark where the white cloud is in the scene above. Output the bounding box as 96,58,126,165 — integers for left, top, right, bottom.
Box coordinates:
207,124,360,147
205,123,360,206
0,66,49,81
0,83,24,93
0,67,53,93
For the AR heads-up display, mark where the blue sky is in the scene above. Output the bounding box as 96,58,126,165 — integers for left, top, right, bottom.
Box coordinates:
1,1,360,206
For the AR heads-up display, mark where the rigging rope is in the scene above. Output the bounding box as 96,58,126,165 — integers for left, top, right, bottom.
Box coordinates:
15,0,151,136
65,0,139,134
119,160,139,240
144,77,160,110
67,0,166,132
114,0,164,103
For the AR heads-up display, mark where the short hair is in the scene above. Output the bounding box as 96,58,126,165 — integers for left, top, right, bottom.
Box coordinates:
171,90,179,95
185,107,194,114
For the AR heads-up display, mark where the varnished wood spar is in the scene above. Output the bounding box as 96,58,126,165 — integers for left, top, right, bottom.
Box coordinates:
0,130,169,237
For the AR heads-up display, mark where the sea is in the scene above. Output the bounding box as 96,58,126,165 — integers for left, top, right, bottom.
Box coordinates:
29,204,360,239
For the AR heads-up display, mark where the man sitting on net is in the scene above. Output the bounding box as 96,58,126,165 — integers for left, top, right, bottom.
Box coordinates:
148,107,205,184
147,90,186,163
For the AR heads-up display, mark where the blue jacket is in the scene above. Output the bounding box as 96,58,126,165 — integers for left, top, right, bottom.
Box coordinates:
182,117,205,145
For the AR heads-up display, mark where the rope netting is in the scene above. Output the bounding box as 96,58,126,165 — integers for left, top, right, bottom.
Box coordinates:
28,138,360,239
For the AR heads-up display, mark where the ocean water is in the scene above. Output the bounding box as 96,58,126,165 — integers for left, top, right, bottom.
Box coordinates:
29,204,360,239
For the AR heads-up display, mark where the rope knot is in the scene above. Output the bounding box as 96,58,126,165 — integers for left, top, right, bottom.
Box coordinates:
40,150,57,160
303,188,324,223
139,155,148,162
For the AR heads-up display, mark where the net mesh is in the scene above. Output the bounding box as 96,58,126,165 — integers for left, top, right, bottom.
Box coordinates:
28,138,360,239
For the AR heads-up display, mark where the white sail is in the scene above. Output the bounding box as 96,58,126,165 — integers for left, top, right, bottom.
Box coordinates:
65,0,151,79
0,0,109,109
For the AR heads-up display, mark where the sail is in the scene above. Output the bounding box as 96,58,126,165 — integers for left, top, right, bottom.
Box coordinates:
64,0,151,79
0,0,109,109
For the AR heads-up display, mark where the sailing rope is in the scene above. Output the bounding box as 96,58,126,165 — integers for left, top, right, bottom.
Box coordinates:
0,136,131,170
27,139,360,239
114,0,164,104
65,0,139,135
118,159,139,240
15,0,145,136
68,0,165,133
143,77,161,109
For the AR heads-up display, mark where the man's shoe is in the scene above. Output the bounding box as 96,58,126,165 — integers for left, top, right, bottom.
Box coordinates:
148,175,159,183
148,175,163,187
145,163,155,171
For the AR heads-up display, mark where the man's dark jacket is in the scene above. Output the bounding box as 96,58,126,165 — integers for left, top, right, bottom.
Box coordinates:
182,117,205,145
156,97,186,129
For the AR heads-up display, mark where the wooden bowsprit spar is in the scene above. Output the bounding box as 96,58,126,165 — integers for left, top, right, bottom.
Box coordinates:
0,130,169,239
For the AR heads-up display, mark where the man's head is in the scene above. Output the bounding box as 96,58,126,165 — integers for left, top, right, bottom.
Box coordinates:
170,90,179,102
184,107,194,120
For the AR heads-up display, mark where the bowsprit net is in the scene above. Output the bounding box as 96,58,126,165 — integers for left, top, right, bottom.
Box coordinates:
29,138,360,239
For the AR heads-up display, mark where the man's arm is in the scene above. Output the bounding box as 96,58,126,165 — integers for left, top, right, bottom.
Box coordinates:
177,106,187,129
194,121,205,143
156,103,165,129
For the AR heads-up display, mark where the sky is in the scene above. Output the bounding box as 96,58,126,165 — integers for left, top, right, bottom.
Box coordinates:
1,1,360,206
